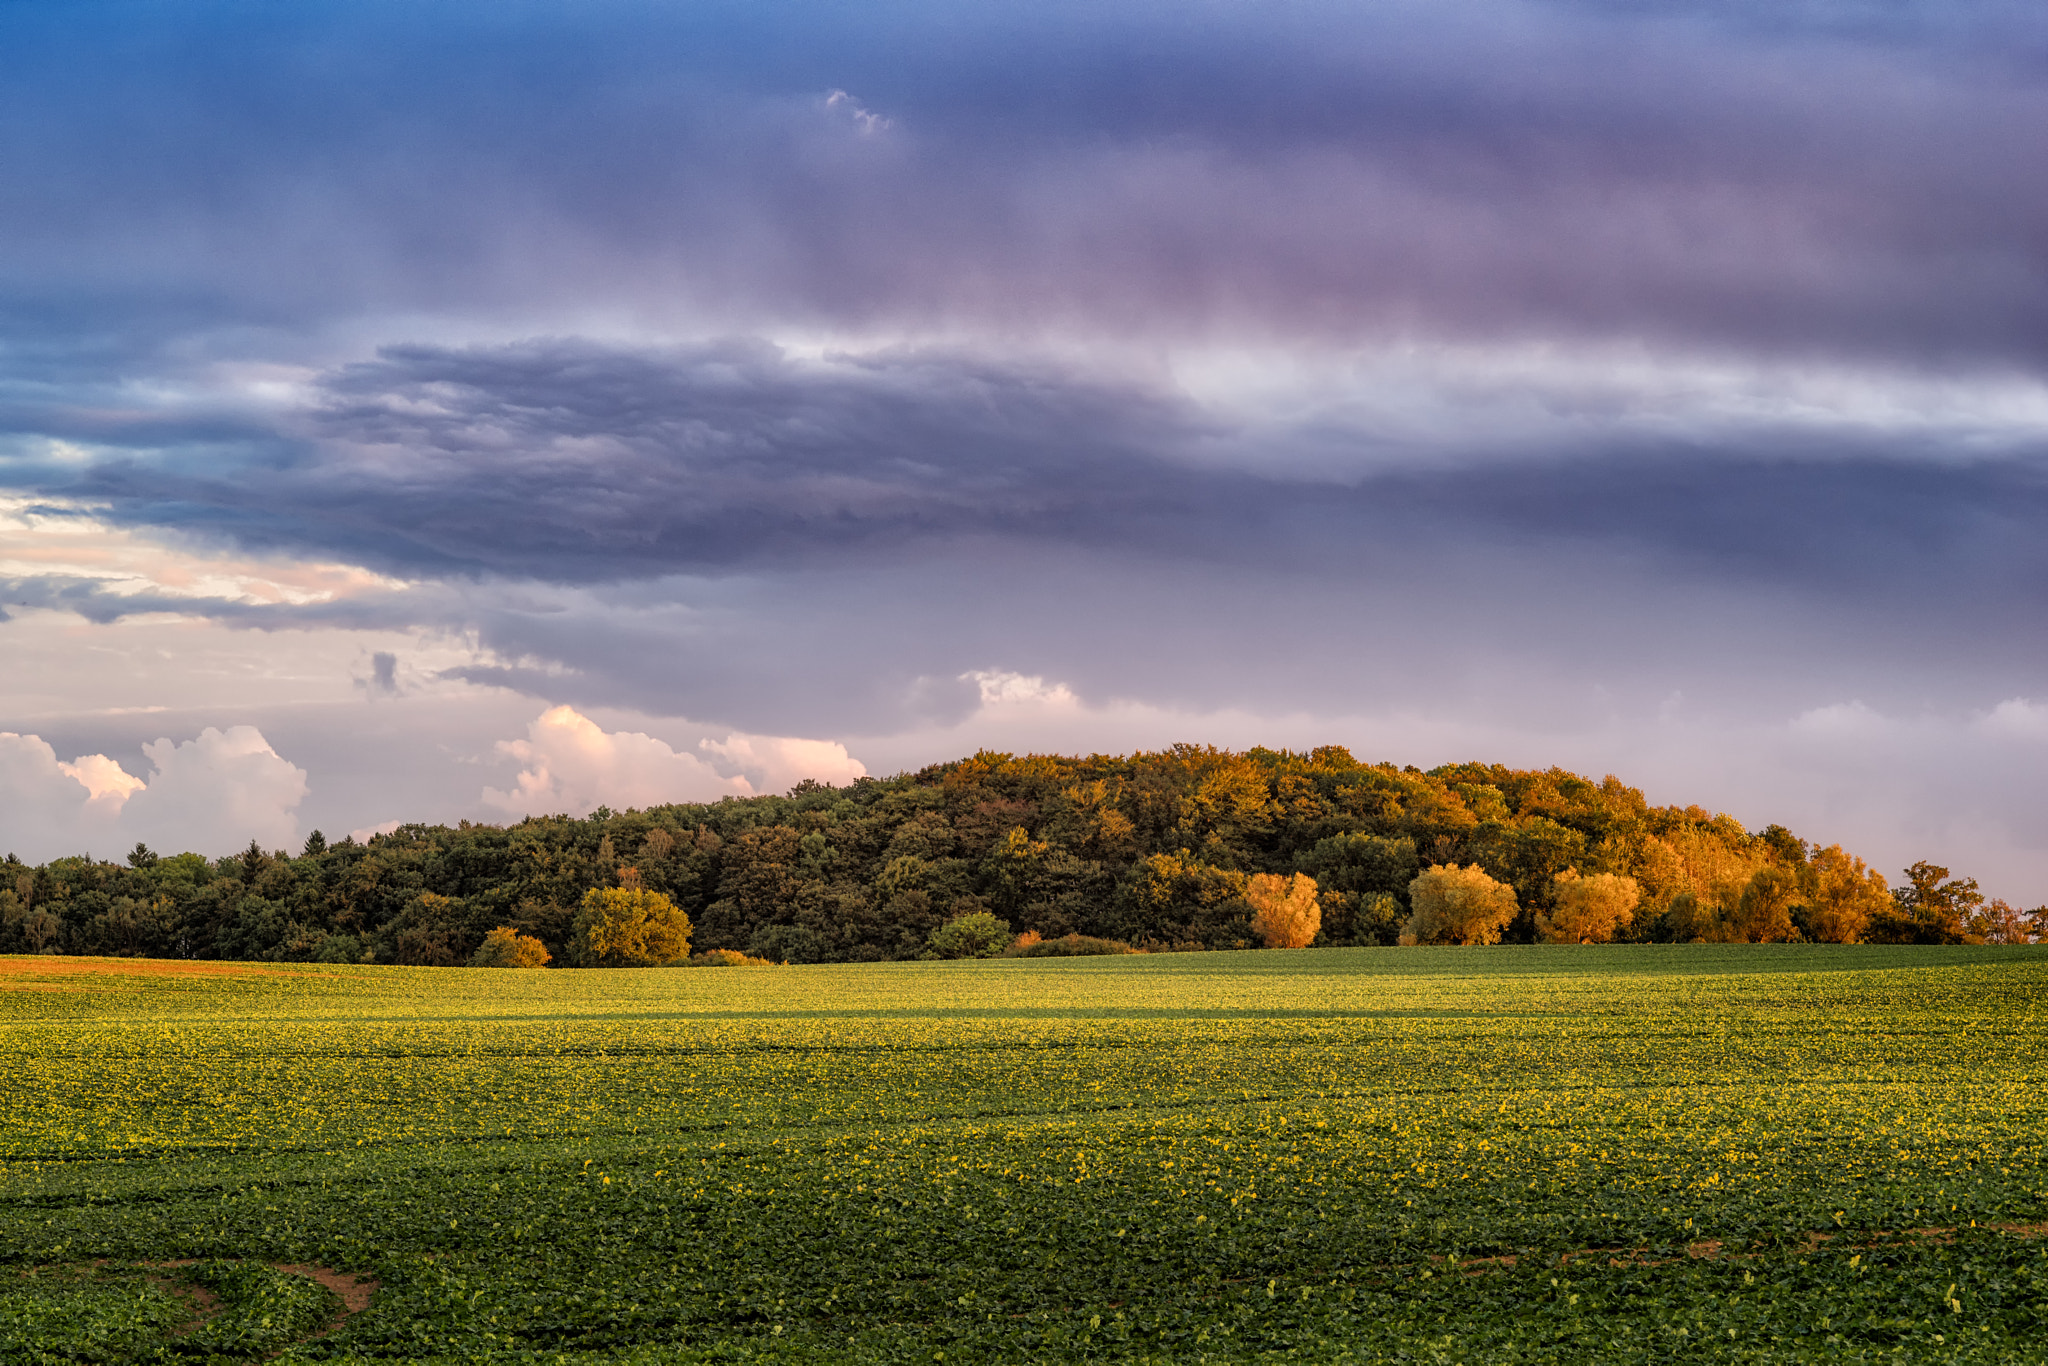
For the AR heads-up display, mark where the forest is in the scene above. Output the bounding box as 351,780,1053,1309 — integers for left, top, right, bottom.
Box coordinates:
1,746,2038,964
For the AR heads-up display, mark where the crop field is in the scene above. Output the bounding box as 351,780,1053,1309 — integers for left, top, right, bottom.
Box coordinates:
2,947,2046,1363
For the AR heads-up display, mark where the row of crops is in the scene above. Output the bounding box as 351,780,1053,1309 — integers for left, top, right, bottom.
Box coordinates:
2,944,2046,1361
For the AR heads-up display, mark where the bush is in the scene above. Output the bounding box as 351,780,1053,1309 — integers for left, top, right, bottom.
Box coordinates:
1246,872,1320,948
1536,870,1640,944
749,924,828,964
1402,865,1517,946
928,911,1013,959
1005,933,1138,957
314,933,369,965
565,887,692,967
688,948,777,967
469,926,552,967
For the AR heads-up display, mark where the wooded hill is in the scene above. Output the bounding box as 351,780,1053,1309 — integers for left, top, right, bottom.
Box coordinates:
0,746,2027,964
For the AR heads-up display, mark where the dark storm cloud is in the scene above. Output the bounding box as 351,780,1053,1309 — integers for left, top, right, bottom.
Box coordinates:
15,338,2042,640
59,340,1212,579
0,0,2044,362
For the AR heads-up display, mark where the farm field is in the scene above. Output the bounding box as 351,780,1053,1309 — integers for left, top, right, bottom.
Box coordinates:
2,947,2046,1363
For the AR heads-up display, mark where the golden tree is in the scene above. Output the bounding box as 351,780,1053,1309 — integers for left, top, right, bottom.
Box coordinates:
1402,864,1517,945
1537,869,1640,944
566,887,692,967
1804,844,1889,943
1731,866,1801,942
1246,872,1320,948
469,926,552,967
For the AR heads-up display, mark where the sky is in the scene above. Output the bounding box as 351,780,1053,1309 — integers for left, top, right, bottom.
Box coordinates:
2,0,2045,899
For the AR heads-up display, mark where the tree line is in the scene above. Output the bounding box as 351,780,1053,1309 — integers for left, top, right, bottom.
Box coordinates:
1,746,2040,964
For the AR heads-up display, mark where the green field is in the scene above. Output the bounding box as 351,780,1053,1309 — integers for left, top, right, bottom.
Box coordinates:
3,947,2046,1363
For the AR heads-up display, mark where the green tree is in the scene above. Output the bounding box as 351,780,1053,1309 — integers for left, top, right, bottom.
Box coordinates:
1116,852,1251,948
566,887,692,966
1295,832,1418,945
1869,861,1981,944
927,911,1012,959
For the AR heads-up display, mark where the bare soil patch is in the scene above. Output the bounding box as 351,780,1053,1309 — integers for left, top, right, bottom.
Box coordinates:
270,1262,382,1339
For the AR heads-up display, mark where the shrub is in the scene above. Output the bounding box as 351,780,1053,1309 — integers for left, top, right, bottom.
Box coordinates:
1402,865,1517,945
928,911,1013,959
1005,933,1138,957
749,924,828,964
565,887,692,967
689,948,777,967
469,926,551,967
1246,872,1320,948
1537,870,1640,944
314,933,370,965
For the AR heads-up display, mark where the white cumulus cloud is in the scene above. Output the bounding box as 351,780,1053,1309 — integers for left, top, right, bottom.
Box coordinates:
482,706,749,817
0,732,108,856
117,727,310,856
0,725,307,861
480,706,869,818
699,732,868,795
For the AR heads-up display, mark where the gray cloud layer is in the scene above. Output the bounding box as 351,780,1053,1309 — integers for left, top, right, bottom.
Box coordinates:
0,1,2045,360
20,340,2040,614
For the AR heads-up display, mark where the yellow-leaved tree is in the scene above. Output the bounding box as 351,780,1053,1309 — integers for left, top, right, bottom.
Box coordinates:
566,887,692,967
1246,872,1320,948
1805,844,1889,943
1402,864,1517,945
469,926,552,967
1537,870,1640,944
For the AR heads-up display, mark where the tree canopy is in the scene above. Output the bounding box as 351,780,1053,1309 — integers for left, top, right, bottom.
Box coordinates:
0,746,2038,964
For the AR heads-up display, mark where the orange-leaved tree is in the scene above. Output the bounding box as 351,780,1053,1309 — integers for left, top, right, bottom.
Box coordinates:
470,926,552,967
1402,864,1517,945
1803,845,1889,943
1246,872,1320,948
1537,870,1639,944
566,887,692,967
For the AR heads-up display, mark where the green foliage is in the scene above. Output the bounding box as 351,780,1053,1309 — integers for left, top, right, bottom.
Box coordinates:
565,887,692,966
0,1258,338,1363
1871,861,1986,944
1120,850,1251,948
927,910,1013,959
748,922,828,964
1005,932,1138,956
